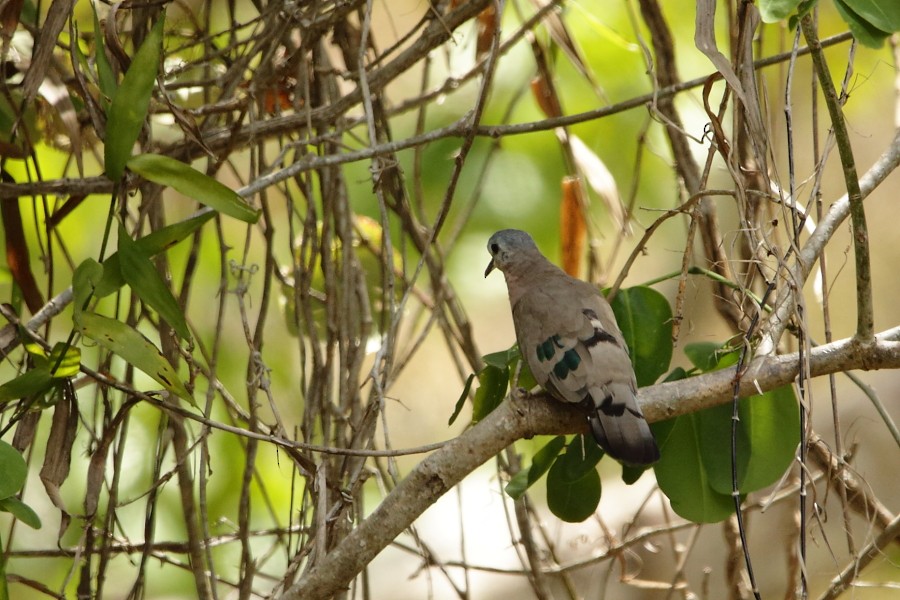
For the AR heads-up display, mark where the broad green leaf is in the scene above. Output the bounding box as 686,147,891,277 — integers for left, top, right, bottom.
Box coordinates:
833,0,891,48
547,454,602,522
0,441,26,499
621,463,647,485
91,0,116,106
757,0,805,22
696,385,800,496
556,434,604,481
104,14,165,180
95,211,214,297
843,0,900,32
117,224,191,339
610,286,673,387
505,435,566,500
127,153,260,223
683,342,739,372
737,385,800,491
471,363,508,422
448,373,475,426
482,347,516,370
0,367,53,404
74,311,191,401
653,414,734,523
697,402,752,495
0,496,41,529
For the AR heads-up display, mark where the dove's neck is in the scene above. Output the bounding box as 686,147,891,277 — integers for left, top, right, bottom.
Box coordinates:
503,256,560,305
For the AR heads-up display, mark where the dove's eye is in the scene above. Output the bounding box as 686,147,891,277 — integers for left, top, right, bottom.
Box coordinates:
490,243,500,254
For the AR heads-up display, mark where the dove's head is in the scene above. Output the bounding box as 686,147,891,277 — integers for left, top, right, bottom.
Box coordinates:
484,229,540,278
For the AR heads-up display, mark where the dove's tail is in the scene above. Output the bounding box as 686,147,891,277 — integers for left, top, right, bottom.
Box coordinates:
587,383,659,466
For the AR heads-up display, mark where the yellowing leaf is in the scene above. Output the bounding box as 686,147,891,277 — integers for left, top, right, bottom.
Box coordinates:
74,311,190,401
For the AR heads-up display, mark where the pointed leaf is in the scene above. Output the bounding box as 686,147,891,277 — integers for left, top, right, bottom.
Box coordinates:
610,286,673,387
505,435,566,500
95,211,214,297
471,363,508,422
448,373,475,426
104,13,165,180
74,311,190,401
0,440,26,499
0,496,41,529
117,223,190,339
0,367,53,404
482,347,517,370
127,153,260,223
91,0,116,106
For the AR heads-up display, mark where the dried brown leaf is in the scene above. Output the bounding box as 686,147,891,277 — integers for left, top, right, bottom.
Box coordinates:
560,176,587,277
39,389,78,536
569,135,626,231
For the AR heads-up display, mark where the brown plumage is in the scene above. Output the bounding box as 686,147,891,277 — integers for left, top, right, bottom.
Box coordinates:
485,229,659,465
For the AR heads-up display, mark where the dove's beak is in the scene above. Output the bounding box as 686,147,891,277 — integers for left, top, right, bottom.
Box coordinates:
484,259,496,278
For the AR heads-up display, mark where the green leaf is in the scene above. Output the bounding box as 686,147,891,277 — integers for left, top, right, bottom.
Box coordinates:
104,13,165,180
653,414,735,523
0,496,41,529
547,451,602,523
48,343,82,378
609,286,673,387
505,435,566,500
471,363,508,422
0,367,53,404
72,258,104,316
556,434,604,481
833,0,891,48
696,385,800,495
697,402,752,495
737,385,800,491
127,153,260,223
117,223,191,340
683,342,738,372
842,0,900,32
94,211,214,297
448,373,475,426
91,0,116,107
482,347,516,370
74,311,191,401
757,0,805,22
0,441,26,500
621,463,647,485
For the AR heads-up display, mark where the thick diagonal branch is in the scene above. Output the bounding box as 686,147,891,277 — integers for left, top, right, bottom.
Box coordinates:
280,327,900,600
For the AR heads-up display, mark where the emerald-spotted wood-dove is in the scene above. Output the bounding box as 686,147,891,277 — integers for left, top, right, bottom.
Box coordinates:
485,229,659,465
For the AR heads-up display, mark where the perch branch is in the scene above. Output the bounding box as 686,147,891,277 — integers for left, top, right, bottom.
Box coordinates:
279,326,900,600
